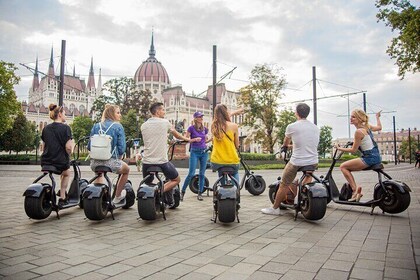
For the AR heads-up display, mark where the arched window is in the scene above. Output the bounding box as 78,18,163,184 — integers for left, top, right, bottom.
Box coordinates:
69,103,75,113
79,105,85,114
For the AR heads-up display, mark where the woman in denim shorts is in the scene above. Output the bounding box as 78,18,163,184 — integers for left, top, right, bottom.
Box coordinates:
335,109,382,202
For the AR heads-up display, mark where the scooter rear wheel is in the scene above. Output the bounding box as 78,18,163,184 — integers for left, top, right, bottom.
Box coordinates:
217,199,236,223
138,197,157,220
24,190,52,220
83,192,108,220
376,182,411,214
301,196,327,221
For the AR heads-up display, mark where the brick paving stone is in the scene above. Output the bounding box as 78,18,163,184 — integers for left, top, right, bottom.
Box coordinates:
29,262,70,275
247,270,282,280
33,271,73,280
280,269,316,280
194,263,229,276
384,267,418,279
60,263,102,276
210,255,244,266
259,261,291,274
228,262,261,275
322,259,354,272
2,270,39,280
315,268,349,280
0,262,37,276
354,258,385,271
350,267,384,280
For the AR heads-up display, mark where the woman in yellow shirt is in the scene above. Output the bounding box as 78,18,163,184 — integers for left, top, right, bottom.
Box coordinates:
210,104,240,183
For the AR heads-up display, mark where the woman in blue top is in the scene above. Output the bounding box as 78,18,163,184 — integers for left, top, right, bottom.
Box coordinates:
89,104,129,204
181,111,210,201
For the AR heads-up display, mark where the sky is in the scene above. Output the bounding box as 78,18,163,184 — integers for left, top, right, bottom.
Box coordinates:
1,0,419,139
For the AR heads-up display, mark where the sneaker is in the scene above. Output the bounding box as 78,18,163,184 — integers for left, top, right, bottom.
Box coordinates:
113,189,126,204
180,192,185,201
197,193,203,201
261,207,281,215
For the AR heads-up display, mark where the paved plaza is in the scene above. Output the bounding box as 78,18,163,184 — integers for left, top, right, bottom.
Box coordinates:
0,163,419,280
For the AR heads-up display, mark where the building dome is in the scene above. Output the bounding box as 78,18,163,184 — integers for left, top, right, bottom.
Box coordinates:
134,33,170,85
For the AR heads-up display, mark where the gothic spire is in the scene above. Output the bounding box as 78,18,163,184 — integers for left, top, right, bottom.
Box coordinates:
87,56,95,89
149,30,156,58
31,56,40,90
47,46,55,79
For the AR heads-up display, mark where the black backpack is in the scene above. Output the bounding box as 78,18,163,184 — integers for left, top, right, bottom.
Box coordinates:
339,183,353,200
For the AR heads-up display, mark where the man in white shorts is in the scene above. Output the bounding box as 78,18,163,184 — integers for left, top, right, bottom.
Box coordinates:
262,103,320,215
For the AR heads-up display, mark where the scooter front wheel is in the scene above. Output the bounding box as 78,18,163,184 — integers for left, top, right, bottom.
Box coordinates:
24,191,53,220
83,192,108,220
301,196,327,221
245,176,266,195
122,185,135,209
217,199,236,223
189,175,209,194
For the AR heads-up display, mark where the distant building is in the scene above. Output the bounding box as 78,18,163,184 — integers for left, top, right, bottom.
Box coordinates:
24,47,101,130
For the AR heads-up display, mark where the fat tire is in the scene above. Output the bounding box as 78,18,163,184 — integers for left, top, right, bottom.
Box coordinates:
24,190,52,220
301,196,327,221
246,176,266,195
78,180,88,209
138,197,157,220
376,182,411,214
189,175,209,194
83,192,108,220
217,199,236,223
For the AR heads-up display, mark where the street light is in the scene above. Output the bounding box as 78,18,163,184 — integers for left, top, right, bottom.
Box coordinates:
136,115,140,138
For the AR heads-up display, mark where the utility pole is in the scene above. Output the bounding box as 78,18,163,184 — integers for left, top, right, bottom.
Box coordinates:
212,45,217,115
59,40,66,106
409,128,412,164
393,116,397,165
363,92,366,112
312,66,317,125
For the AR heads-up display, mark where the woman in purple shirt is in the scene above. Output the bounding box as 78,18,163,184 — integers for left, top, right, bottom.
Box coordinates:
181,111,209,201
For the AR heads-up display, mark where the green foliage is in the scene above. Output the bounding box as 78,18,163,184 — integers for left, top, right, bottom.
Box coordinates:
318,125,333,158
239,64,287,153
240,152,276,160
70,116,94,143
0,154,31,161
0,113,36,154
399,136,418,159
376,0,420,79
121,109,143,140
0,61,21,136
276,109,296,144
90,94,115,122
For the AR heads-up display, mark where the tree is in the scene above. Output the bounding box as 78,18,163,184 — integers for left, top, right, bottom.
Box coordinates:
376,0,420,79
276,109,297,144
0,61,21,136
1,113,35,154
239,64,287,153
90,94,116,122
120,109,143,140
70,116,94,143
399,136,417,160
318,125,333,158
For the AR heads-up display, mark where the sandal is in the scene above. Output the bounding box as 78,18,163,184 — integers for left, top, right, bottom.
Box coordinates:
356,187,363,202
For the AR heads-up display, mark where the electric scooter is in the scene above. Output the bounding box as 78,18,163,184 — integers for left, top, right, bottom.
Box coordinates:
23,137,89,220
82,139,135,221
319,142,411,214
137,141,183,221
268,149,328,221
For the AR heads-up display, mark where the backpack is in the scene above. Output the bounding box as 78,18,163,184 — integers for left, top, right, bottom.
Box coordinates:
339,183,353,200
89,122,116,160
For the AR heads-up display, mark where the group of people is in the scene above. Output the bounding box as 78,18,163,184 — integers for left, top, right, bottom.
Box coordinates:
40,101,383,212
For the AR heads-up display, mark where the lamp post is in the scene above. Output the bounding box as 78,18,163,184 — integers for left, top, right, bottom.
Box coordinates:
136,115,140,138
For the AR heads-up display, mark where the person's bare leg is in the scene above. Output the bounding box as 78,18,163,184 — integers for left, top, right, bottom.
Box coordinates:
164,176,181,192
115,162,129,197
340,158,367,194
60,169,71,200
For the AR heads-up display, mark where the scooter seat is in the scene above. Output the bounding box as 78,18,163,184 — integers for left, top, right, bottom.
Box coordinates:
298,165,316,172
363,164,384,171
217,166,236,174
145,166,163,173
94,165,112,173
41,165,62,175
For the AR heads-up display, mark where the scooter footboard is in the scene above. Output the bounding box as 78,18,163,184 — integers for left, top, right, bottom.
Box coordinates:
137,184,158,199
305,182,328,198
23,183,51,198
82,184,106,199
216,186,238,200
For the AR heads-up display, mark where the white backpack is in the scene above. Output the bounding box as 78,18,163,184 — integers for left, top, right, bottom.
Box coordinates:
89,122,116,160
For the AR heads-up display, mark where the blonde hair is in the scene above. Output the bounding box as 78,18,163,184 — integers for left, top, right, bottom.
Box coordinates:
193,118,204,132
48,103,63,120
101,104,120,122
211,104,231,140
352,109,369,130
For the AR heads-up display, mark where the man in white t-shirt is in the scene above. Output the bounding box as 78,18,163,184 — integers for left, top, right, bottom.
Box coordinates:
141,102,200,206
262,103,320,215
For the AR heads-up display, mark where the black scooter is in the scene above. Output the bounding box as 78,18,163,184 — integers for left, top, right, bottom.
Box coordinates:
319,142,411,214
137,141,183,221
212,166,240,223
23,137,89,220
82,139,135,221
268,149,328,221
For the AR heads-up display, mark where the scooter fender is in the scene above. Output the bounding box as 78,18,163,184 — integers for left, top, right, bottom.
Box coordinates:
374,180,411,196
82,183,107,199
137,184,158,199
23,183,51,198
217,185,238,200
268,180,281,190
305,182,328,198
